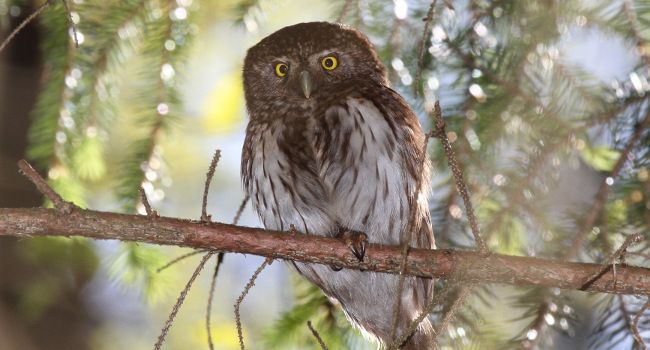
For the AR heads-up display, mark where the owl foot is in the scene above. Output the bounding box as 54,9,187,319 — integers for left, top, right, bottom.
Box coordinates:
337,229,368,262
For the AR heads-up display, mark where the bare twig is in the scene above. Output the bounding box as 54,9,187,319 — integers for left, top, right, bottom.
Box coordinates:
432,286,472,343
431,102,487,252
60,0,79,47
201,150,221,222
232,195,249,226
565,113,650,259
336,0,353,23
389,288,444,349
623,0,650,69
581,234,643,290
157,196,248,273
154,251,213,350
389,111,435,341
235,258,273,350
156,249,206,273
17,159,75,214
0,1,52,53
414,0,437,96
632,298,650,350
307,321,330,350
206,252,224,350
139,187,159,218
205,195,248,349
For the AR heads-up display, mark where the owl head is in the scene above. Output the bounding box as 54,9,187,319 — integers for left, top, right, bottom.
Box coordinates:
243,22,387,114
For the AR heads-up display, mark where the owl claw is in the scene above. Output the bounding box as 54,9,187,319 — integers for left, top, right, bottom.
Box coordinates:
337,229,368,262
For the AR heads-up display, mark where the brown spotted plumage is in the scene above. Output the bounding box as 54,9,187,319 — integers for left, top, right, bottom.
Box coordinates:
241,22,435,349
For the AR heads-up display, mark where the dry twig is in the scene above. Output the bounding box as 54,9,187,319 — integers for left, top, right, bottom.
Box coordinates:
154,251,213,350
632,298,650,350
430,102,487,251
336,0,353,23
307,321,330,350
156,249,206,273
139,187,159,218
206,252,224,350
17,159,75,214
201,149,221,222
389,107,435,341
0,1,52,53
60,0,79,47
581,233,643,291
432,286,472,343
566,113,650,259
235,258,273,350
206,195,248,349
414,0,437,96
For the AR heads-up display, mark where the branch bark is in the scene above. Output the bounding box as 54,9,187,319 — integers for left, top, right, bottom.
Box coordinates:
1,207,649,294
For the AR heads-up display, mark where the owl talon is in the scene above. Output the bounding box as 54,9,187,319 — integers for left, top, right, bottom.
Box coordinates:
337,229,368,262
330,265,343,271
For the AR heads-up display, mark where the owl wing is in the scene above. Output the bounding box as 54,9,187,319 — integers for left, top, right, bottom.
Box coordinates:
315,83,434,251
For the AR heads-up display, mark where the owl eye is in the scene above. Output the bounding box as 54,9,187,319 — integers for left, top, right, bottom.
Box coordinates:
275,63,289,77
321,56,338,70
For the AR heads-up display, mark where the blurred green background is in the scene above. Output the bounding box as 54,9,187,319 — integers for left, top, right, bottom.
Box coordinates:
0,0,649,349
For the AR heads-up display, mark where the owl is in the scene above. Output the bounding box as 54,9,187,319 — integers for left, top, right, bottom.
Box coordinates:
241,22,435,349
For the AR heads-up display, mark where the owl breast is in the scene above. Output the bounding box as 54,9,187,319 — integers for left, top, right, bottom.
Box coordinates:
243,96,421,245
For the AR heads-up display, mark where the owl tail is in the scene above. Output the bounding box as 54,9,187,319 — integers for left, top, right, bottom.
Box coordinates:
398,318,436,350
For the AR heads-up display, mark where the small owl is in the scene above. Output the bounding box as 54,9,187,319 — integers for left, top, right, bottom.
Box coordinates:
241,22,434,349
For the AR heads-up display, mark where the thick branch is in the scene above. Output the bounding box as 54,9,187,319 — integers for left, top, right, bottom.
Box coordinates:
1,207,649,294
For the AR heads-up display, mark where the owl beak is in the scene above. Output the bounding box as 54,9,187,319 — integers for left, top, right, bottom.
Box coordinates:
300,71,313,99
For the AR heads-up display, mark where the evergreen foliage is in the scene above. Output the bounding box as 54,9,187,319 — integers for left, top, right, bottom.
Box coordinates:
17,0,650,348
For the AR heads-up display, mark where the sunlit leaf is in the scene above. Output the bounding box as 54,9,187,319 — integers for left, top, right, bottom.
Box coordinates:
580,145,621,172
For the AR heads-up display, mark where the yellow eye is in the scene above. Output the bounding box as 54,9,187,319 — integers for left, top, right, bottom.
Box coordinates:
275,63,289,77
321,56,338,70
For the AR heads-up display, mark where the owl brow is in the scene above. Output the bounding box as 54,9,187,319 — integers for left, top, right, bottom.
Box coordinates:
270,56,290,63
312,49,340,58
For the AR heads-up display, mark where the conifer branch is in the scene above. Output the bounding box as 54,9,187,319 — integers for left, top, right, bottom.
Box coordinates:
2,206,649,295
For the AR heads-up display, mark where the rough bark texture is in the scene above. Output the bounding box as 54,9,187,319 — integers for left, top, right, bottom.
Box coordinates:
1,207,648,295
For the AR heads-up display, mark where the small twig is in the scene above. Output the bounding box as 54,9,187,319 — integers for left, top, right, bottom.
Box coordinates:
235,258,273,350
17,159,75,214
432,286,472,343
565,112,650,259
0,1,52,53
389,288,444,350
632,298,650,350
206,252,224,350
158,195,248,273
623,0,650,69
60,0,79,47
431,102,487,252
307,321,330,350
205,194,248,349
414,0,437,96
389,111,435,341
232,195,250,227
201,149,222,222
580,234,643,290
154,251,213,350
336,0,353,23
156,249,206,273
139,187,159,218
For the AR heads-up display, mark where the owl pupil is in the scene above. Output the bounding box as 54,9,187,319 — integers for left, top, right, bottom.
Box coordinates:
279,65,288,73
325,59,333,67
